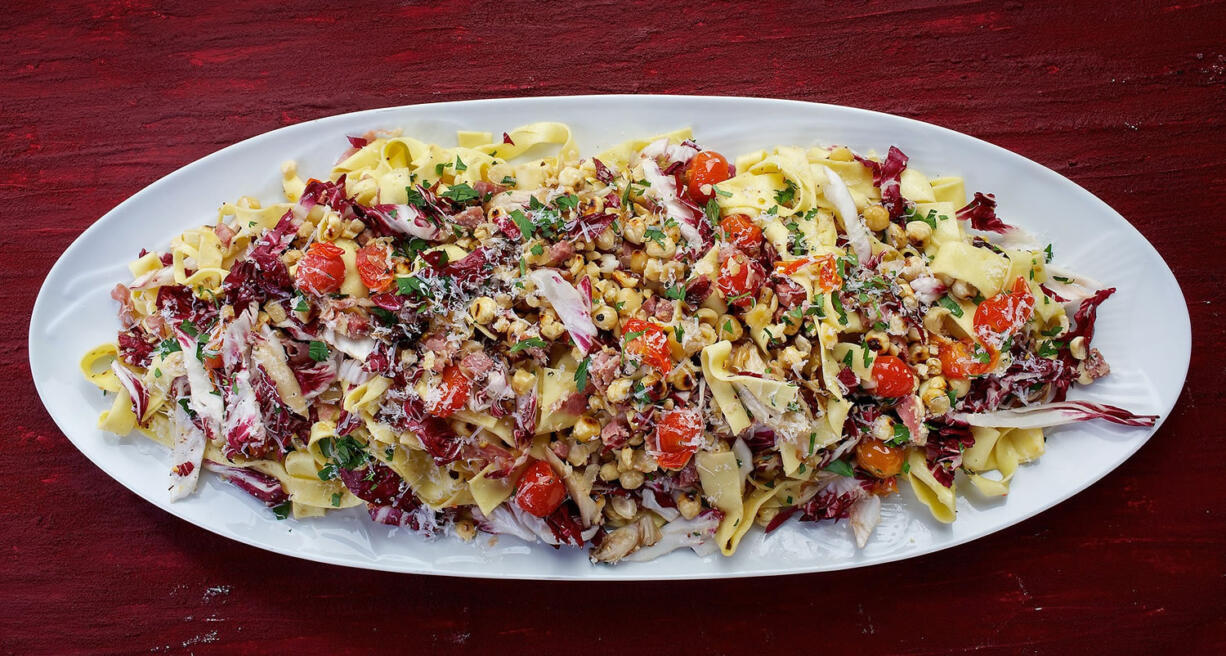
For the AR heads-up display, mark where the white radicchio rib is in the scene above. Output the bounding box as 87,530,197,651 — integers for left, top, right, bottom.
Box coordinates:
640,137,699,168
909,275,947,306
169,394,206,501
542,448,601,528
387,204,443,240
732,437,754,488
640,158,704,252
528,268,598,353
324,330,377,363
640,489,681,522
223,368,265,450
129,266,174,291
823,167,872,264
337,358,374,385
221,305,257,369
174,327,223,439
109,361,149,423
1044,265,1105,303
624,512,721,562
951,400,1158,428
849,494,882,549
479,504,561,545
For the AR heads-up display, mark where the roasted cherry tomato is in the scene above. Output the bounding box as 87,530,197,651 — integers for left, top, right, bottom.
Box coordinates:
686,151,731,202
622,318,671,374
974,276,1035,346
720,213,762,251
355,242,395,292
425,364,470,418
294,241,347,295
653,408,703,470
870,355,916,398
515,460,568,518
773,254,842,292
717,251,761,309
937,338,995,380
855,438,906,478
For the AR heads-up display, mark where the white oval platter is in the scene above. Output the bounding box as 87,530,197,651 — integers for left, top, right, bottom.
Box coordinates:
29,95,1191,580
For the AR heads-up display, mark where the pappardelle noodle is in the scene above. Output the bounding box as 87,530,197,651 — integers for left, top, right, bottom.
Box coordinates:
82,123,1156,562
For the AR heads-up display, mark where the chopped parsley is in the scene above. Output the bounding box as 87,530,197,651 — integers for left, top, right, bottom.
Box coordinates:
155,339,181,358
500,175,517,186
890,423,910,446
1037,340,1063,358
823,459,855,477
774,179,797,206
574,356,591,391
554,193,580,211
272,502,291,520
663,284,685,300
308,341,330,362
441,183,479,203
1044,244,1054,263
510,337,547,353
454,156,467,172
529,243,544,256
510,209,535,239
938,295,964,317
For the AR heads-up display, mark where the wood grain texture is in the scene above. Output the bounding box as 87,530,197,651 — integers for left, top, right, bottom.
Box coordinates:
3,0,1225,653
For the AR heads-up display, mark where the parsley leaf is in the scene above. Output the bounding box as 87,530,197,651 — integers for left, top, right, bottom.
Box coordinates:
554,194,580,211
774,179,797,205
823,459,855,477
938,295,964,317
308,341,330,362
510,337,547,353
574,356,591,391
441,183,479,203
1037,340,1063,358
890,423,910,446
272,502,291,520
663,284,685,300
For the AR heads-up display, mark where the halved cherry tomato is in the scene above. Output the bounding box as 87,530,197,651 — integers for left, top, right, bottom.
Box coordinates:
870,355,916,398
717,251,761,309
855,438,905,478
773,254,843,291
294,241,347,295
425,364,470,418
687,151,731,202
355,242,395,292
974,276,1035,346
652,408,703,470
937,338,996,380
515,460,568,518
720,213,762,251
622,318,671,374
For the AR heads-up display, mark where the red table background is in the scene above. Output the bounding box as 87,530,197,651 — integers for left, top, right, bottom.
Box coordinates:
4,1,1224,653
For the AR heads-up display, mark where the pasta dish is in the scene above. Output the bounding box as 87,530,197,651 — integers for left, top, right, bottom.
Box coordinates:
81,123,1156,563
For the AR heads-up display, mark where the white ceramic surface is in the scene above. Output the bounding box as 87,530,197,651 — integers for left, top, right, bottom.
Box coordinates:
29,95,1190,580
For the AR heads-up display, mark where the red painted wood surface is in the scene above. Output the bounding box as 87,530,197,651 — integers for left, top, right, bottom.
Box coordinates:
4,1,1224,653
